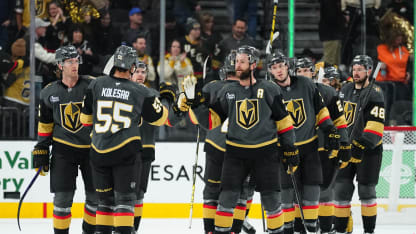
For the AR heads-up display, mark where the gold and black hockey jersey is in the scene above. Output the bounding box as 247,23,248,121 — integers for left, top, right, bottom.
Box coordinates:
278,76,334,148
316,83,349,149
205,79,296,157
339,82,385,148
36,76,92,153
80,75,168,159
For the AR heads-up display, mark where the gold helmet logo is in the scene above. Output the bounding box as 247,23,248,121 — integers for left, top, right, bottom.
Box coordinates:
343,101,357,127
60,102,83,133
236,99,259,130
284,99,306,128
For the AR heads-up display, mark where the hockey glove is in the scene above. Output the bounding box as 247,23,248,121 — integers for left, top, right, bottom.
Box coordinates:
350,139,366,163
177,93,191,112
183,75,204,107
32,147,49,176
282,145,300,174
324,126,341,151
159,82,177,104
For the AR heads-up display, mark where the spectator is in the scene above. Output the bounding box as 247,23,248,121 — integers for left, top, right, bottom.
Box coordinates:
0,50,22,103
0,0,14,50
92,12,121,56
217,18,255,63
157,39,193,92
21,17,56,87
179,18,207,79
319,0,346,65
341,0,381,65
121,7,152,55
199,12,222,71
233,0,258,38
42,1,68,51
132,34,156,87
376,32,411,100
67,25,99,76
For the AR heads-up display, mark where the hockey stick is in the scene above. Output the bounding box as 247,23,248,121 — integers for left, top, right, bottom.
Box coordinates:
261,202,266,232
17,168,42,231
322,62,382,194
269,0,279,53
289,167,311,234
189,56,209,228
188,125,201,229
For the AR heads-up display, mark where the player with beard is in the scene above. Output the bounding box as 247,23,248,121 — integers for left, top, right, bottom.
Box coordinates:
184,45,298,234
269,51,340,234
32,45,97,234
334,55,385,234
295,59,351,233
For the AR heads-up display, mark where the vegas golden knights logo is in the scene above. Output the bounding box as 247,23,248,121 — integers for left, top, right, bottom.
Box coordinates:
284,99,306,128
343,101,357,127
60,102,83,133
236,99,259,130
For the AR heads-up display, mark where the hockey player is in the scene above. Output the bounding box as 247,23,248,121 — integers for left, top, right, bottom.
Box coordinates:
190,51,250,234
185,45,298,234
334,55,385,234
32,45,97,234
80,45,168,234
295,59,351,233
130,60,180,232
269,51,340,234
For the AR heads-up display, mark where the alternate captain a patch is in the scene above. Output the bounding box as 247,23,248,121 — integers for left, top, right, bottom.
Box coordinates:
60,102,83,133
343,101,357,127
284,99,306,128
236,99,259,130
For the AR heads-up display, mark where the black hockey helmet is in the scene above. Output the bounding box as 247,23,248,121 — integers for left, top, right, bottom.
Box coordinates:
351,55,373,70
219,50,236,80
268,49,289,68
323,66,340,80
113,45,137,70
55,45,80,64
295,57,314,72
236,45,260,65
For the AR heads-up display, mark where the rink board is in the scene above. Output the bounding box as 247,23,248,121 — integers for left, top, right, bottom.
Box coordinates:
0,141,415,218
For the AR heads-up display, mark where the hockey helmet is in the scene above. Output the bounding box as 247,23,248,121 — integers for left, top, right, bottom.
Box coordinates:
236,45,260,64
268,50,289,68
323,66,340,80
295,57,314,73
351,55,373,70
55,45,80,64
219,50,236,80
135,59,148,72
113,45,137,70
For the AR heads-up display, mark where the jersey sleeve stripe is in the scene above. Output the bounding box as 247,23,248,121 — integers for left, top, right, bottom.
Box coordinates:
333,115,348,128
149,106,168,126
80,113,93,126
188,109,199,125
316,107,331,126
165,118,173,127
363,120,384,137
276,115,294,134
38,122,54,135
208,108,222,130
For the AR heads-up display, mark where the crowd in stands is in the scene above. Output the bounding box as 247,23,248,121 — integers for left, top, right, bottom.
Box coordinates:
0,0,414,139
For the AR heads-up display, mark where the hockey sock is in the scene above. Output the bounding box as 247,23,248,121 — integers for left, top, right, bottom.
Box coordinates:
361,199,377,233
245,198,252,217
53,206,72,234
215,205,234,233
282,203,295,234
95,203,114,234
318,202,334,232
266,208,284,233
231,199,247,233
82,203,97,234
203,200,218,232
334,201,351,232
134,199,143,231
